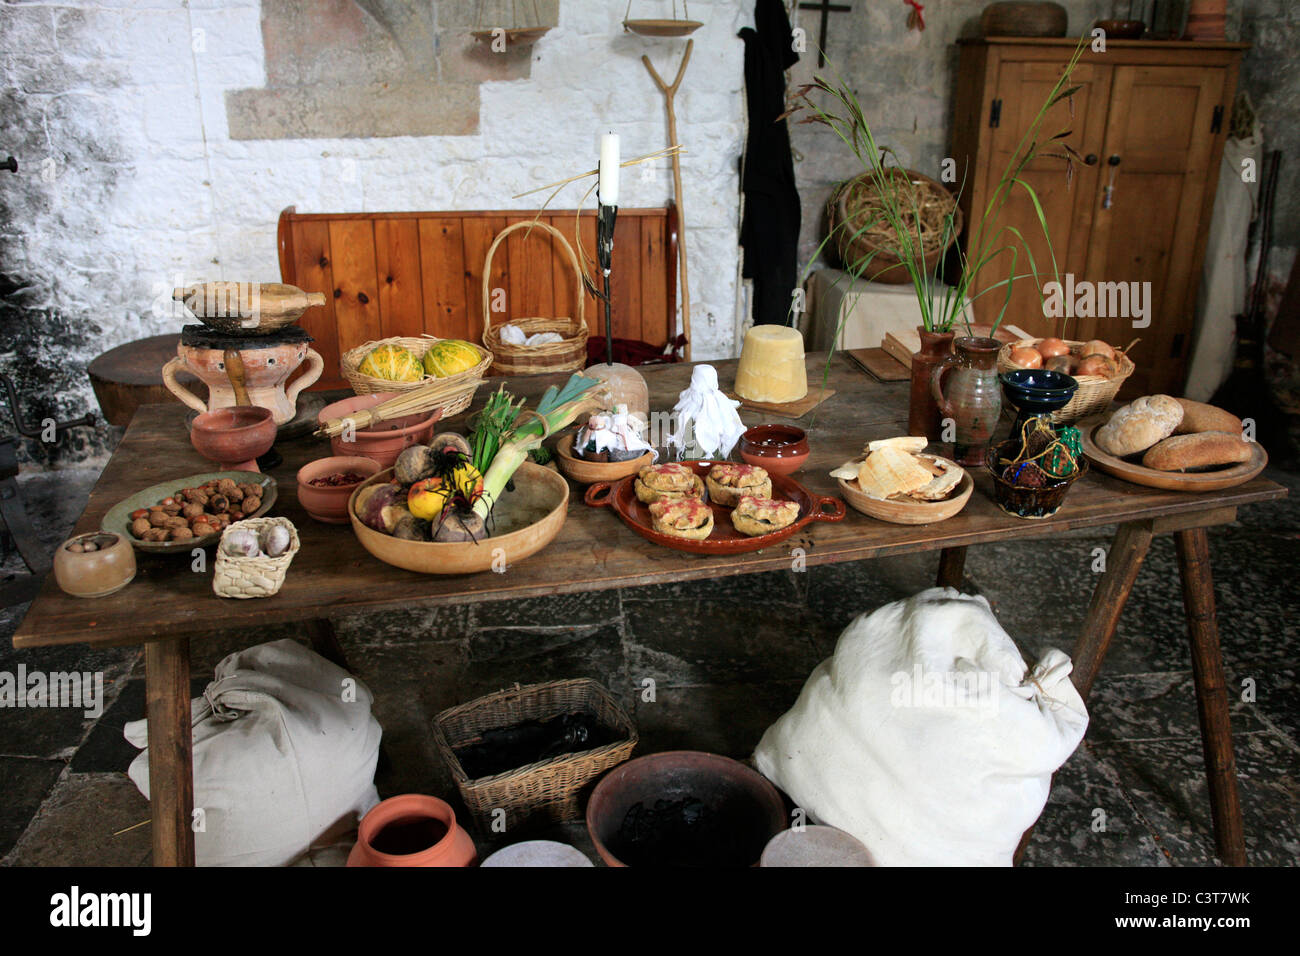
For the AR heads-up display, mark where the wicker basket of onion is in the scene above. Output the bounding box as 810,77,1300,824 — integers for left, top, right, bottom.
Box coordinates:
998,337,1136,423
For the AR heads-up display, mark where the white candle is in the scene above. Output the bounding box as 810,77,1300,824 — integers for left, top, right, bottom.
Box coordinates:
599,132,620,207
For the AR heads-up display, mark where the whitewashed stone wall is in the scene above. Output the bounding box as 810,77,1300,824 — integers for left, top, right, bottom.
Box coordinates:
0,0,748,467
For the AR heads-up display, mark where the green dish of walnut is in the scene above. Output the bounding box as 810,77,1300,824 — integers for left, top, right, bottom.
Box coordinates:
102,472,278,555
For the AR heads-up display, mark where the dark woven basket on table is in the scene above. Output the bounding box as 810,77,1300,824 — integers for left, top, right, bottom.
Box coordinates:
433,678,637,831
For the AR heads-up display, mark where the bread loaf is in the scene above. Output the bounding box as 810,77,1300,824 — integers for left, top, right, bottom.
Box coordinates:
1174,398,1243,436
1141,432,1252,471
1095,395,1183,457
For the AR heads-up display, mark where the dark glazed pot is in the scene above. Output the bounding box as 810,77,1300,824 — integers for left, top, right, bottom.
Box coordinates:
989,442,1089,519
908,327,955,441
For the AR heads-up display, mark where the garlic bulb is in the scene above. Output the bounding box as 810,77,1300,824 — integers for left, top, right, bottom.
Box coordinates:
222,528,262,558
260,524,292,558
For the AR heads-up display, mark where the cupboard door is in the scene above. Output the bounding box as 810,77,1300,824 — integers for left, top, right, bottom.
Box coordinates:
1083,65,1227,395
971,59,1111,336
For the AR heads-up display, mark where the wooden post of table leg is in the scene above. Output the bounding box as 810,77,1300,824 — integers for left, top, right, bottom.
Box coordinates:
1070,520,1154,700
936,547,967,590
144,637,194,867
1175,526,1246,866
1016,521,1153,866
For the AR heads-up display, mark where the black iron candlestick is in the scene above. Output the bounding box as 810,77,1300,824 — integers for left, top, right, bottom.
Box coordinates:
597,201,617,367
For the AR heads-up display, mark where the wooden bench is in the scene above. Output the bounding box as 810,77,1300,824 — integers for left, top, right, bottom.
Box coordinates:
277,205,679,390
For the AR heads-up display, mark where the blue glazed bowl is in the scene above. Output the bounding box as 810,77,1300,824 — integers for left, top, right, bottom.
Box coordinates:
1001,368,1078,440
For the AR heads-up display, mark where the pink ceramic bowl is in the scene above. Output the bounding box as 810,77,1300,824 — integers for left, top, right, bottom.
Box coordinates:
739,424,810,476
317,392,441,468
297,455,382,524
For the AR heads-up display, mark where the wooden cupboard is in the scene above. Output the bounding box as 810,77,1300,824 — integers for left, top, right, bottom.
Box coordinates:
950,38,1247,396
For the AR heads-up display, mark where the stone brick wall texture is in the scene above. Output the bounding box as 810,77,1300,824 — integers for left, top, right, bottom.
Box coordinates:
0,0,747,468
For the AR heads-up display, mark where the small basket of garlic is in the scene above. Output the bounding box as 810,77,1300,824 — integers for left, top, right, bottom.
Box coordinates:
212,517,300,599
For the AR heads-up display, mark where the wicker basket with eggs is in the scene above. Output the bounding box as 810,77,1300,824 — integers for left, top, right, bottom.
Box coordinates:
997,337,1135,424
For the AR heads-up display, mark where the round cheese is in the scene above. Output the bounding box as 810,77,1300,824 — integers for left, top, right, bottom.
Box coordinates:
734,325,808,404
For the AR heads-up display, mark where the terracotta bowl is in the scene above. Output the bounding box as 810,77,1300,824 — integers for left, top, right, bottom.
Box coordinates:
554,429,655,485
296,455,381,524
191,405,276,471
318,392,441,468
1096,18,1146,39
739,424,810,476
585,751,787,868
52,531,136,598
348,461,568,574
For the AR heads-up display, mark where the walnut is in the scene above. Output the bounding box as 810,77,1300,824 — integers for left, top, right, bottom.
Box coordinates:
224,487,245,503
131,517,151,537
208,494,229,513
218,478,237,493
163,516,189,530
169,526,194,541
148,511,170,528
241,496,261,514
182,489,208,505
182,502,205,519
141,528,169,542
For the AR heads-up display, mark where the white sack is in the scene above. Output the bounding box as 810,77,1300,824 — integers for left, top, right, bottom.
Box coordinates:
753,588,1088,866
125,639,382,866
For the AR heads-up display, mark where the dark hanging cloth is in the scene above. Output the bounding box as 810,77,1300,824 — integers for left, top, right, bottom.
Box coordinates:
738,0,802,326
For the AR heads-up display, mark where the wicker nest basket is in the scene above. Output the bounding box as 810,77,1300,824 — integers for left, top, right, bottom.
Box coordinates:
433,678,637,832
482,221,589,376
828,168,962,284
998,337,1136,423
340,334,491,417
212,516,300,599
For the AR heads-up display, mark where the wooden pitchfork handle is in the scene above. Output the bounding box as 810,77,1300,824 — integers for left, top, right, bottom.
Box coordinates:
643,39,693,361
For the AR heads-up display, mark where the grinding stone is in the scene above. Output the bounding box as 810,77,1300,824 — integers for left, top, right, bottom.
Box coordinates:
480,840,594,868
760,825,875,867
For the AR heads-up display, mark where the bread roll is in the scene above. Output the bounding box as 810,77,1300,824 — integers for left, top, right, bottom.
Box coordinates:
1174,399,1243,437
1141,432,1252,471
1095,395,1183,457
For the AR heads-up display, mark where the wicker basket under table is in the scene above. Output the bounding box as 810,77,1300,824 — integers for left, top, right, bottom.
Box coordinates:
998,337,1136,424
340,334,492,417
481,221,589,376
433,678,637,832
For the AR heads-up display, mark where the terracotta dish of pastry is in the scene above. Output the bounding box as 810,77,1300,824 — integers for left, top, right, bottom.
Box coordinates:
584,460,844,555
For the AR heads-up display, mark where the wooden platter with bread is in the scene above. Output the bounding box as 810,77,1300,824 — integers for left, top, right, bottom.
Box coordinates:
1080,396,1267,492
831,436,974,525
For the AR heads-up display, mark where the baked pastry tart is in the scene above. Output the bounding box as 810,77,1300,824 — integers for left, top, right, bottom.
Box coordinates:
648,497,714,540
705,463,772,507
730,494,800,537
634,462,705,504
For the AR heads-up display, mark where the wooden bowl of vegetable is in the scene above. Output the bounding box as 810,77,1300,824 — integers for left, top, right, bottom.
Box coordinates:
554,429,654,485
348,461,569,575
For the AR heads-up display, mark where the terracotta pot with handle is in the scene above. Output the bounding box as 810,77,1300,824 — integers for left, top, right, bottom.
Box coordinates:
163,344,323,425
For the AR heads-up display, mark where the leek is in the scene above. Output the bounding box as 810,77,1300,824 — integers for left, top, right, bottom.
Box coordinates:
474,373,606,519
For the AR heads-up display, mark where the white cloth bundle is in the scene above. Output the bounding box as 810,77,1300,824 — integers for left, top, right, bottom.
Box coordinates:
125,639,382,866
500,324,564,347
754,588,1088,866
667,364,746,459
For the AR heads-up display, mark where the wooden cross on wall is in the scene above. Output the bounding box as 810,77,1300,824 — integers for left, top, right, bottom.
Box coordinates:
798,0,851,68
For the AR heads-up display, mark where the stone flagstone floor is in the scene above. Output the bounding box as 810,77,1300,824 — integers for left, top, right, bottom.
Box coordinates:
1,465,1297,866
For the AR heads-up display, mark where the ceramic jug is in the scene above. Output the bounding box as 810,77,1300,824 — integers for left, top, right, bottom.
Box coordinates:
930,336,1003,466
908,327,955,440
163,340,323,425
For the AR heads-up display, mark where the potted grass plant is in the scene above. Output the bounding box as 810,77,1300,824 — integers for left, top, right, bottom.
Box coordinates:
793,39,1087,451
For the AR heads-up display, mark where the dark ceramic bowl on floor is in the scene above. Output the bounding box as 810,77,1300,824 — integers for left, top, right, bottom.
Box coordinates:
586,751,786,867
989,441,1089,519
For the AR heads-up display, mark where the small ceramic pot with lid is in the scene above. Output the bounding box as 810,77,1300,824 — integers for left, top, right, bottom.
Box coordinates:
53,532,136,598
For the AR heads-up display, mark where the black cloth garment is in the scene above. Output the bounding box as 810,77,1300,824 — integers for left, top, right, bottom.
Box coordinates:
738,0,802,326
